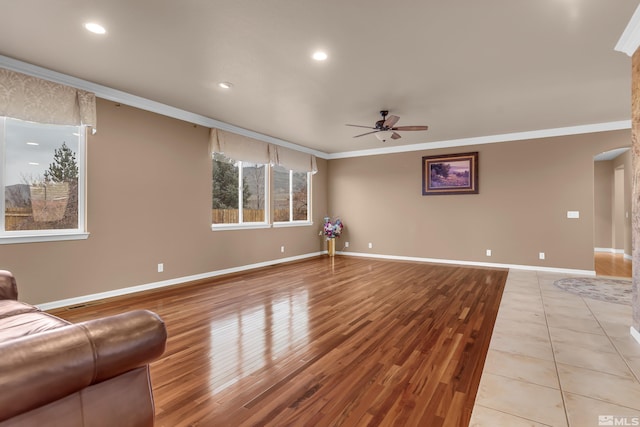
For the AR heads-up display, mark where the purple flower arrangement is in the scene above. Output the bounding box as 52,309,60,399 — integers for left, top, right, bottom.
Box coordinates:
321,216,343,239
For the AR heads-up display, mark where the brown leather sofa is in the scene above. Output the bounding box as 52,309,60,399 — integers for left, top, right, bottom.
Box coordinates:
0,270,167,426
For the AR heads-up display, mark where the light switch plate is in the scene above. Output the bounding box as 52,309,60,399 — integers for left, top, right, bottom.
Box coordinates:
567,211,580,219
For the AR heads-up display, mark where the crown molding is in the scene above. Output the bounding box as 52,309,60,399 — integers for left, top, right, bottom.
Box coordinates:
1,55,631,162
0,55,329,159
616,3,640,56
328,120,631,159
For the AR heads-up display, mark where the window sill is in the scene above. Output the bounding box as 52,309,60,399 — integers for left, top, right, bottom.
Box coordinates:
211,221,314,231
0,232,90,245
212,223,271,231
272,221,313,228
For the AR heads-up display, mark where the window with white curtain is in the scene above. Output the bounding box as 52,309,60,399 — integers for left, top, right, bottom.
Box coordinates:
0,68,95,243
272,165,310,224
0,117,86,240
212,152,269,227
210,128,315,229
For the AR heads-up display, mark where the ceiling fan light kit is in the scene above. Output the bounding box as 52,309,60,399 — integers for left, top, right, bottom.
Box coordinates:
347,110,429,142
375,130,394,142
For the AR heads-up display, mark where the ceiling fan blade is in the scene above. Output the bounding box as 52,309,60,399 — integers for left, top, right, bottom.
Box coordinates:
353,130,379,138
383,115,400,128
392,125,429,131
391,132,401,140
346,124,376,129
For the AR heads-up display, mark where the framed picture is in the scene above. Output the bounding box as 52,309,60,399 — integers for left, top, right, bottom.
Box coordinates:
422,152,478,195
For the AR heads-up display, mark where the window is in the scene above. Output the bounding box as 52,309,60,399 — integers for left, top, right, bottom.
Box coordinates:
209,128,316,229
273,165,310,223
212,152,268,227
1,117,86,242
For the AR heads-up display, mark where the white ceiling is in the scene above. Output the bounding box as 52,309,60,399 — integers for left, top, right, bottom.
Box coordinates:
0,1,637,156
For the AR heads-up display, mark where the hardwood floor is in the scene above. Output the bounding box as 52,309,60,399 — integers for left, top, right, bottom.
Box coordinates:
49,256,507,426
595,252,632,277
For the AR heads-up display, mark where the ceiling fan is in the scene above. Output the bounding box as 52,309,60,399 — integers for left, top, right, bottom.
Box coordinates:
346,110,429,142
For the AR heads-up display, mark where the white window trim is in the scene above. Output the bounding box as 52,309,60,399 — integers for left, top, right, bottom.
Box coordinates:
211,223,272,231
272,221,313,228
272,170,312,226
0,231,89,245
211,158,270,229
0,119,88,243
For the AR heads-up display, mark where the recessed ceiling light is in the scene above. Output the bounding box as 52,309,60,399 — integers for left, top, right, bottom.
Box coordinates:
28,162,39,166
218,82,233,89
312,51,328,61
84,22,106,34
26,142,39,146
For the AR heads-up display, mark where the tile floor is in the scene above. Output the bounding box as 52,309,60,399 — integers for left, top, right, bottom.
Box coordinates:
470,269,640,427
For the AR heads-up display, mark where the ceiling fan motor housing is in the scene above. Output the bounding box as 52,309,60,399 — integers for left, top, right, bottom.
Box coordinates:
346,110,428,140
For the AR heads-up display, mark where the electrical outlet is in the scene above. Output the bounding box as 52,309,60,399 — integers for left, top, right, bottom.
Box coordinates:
157,263,164,273
345,241,349,248
280,246,285,253
368,242,373,249
539,252,545,260
486,249,492,257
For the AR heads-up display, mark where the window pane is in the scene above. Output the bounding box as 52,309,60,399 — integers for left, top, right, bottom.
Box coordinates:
4,118,79,231
273,166,290,222
292,171,308,221
242,162,265,222
212,153,239,224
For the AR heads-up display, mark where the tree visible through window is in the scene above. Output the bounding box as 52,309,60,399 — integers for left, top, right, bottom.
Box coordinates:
2,118,83,233
212,152,267,225
273,165,309,223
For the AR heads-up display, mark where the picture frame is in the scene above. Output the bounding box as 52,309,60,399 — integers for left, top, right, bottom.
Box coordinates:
422,152,478,195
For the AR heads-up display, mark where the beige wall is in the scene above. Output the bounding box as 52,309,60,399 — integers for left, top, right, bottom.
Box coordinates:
328,130,630,271
594,160,613,249
0,98,632,305
615,167,625,250
0,99,328,305
612,150,633,256
594,151,633,256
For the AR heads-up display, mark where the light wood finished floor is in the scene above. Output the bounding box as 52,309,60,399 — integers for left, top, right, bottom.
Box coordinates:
595,252,632,278
49,256,507,427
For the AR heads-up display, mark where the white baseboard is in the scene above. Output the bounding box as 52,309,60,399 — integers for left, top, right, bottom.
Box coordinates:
38,250,598,311
336,251,596,276
594,248,632,260
631,326,640,346
595,248,625,254
37,251,324,311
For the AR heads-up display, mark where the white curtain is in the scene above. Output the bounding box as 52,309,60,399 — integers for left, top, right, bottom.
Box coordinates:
210,128,317,173
0,68,97,129
271,145,317,174
210,128,271,164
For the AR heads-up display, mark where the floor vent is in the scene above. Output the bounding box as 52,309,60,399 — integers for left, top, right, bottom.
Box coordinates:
66,302,97,310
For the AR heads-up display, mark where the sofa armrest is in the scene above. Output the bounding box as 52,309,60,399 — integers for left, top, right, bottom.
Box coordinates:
0,271,17,300
0,309,167,422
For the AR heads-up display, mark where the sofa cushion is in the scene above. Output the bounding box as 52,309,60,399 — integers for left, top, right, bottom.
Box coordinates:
0,310,165,424
0,300,39,319
0,311,69,343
